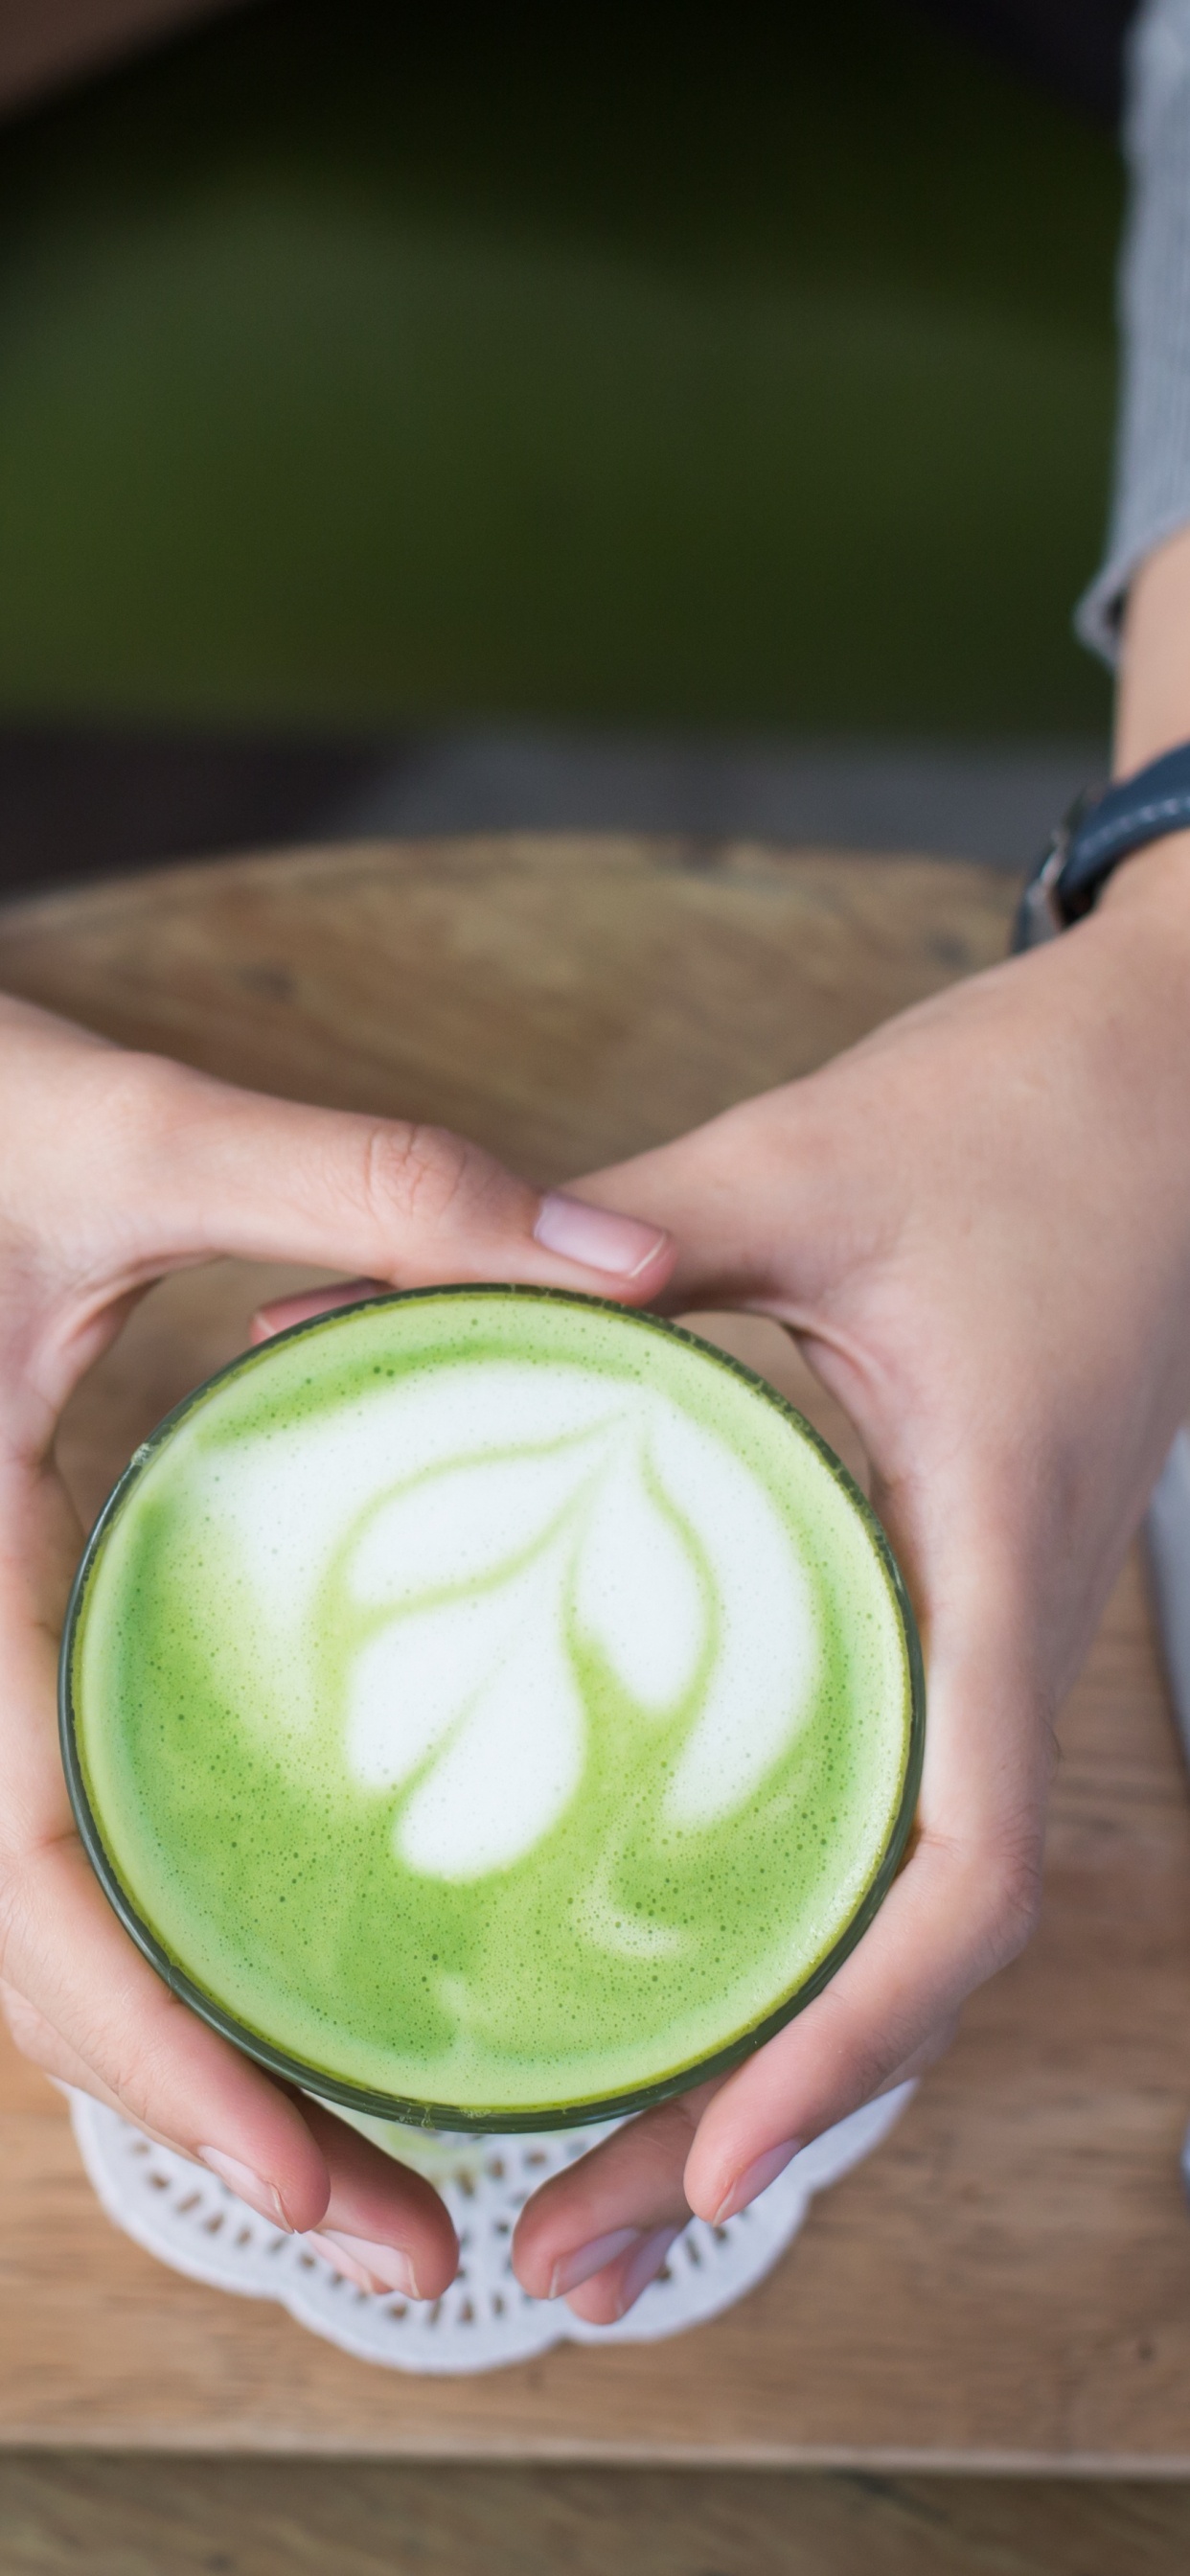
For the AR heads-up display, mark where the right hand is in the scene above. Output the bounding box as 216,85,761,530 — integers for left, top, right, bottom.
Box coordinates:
0,991,673,2299
511,859,1190,2320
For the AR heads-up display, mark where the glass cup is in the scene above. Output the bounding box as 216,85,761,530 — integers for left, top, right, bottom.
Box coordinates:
59,1288,925,2142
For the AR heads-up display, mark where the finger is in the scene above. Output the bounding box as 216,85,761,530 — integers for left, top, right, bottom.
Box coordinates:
250,1279,386,1343
0,1831,312,2227
514,1438,1043,2256
2,1966,458,2299
682,1503,1048,2224
510,1999,959,2324
3,1835,459,2281
12,1070,676,1429
1,1978,123,2101
120,1064,675,1309
562,1100,807,1315
513,2084,717,2324
298,2098,458,2298
0,1473,458,2290
682,1837,1018,2225
885,2013,959,2086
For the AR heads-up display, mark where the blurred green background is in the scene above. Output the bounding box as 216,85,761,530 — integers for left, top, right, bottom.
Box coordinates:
0,0,1122,737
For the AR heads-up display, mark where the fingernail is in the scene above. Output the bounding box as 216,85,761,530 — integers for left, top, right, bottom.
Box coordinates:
712,2140,800,2226
616,2223,682,2316
306,2231,417,2296
198,2148,290,2230
548,2224,641,2299
318,2229,419,2298
535,1192,667,1280
251,1280,384,1344
307,2233,385,2293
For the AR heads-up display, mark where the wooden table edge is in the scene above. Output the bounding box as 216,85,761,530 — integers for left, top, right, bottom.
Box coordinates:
2,2433,1189,2475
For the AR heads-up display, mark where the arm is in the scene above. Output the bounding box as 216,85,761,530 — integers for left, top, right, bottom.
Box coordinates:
510,96,1190,2314
507,810,1190,2319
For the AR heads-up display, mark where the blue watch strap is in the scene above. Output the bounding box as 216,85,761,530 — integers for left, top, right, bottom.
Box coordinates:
1015,739,1190,951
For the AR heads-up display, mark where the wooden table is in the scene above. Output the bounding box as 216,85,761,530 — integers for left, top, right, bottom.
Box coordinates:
0,832,1187,2472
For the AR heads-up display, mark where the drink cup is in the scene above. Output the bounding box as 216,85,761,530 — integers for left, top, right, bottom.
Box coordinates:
60,1287,924,2143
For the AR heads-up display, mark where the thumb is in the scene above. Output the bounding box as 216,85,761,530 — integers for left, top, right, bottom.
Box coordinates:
102,1055,676,1304
566,1107,790,1313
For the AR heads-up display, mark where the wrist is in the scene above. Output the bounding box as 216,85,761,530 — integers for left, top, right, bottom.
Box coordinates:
1097,822,1190,927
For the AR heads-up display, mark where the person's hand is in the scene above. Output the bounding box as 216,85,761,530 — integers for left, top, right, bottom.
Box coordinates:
508,855,1190,2322
0,992,672,2299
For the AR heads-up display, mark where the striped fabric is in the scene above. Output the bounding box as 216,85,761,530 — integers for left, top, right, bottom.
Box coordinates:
1079,0,1190,657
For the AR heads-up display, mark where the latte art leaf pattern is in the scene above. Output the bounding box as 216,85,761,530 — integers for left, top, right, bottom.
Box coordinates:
72,1299,916,2120
337,1398,810,1881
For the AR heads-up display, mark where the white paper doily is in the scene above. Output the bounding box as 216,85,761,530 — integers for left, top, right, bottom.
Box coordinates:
70,2081,915,2374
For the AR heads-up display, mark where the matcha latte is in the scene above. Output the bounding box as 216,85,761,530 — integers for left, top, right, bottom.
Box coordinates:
61,1289,923,2129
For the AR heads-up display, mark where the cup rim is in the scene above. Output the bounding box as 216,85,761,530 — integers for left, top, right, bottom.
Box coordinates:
58,1282,926,2135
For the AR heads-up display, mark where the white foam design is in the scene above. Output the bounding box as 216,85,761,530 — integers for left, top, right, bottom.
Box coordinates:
348,1588,517,1793
349,1434,612,1605
397,1593,584,1877
649,1410,819,1831
575,1443,705,1710
194,1357,819,1877
218,1367,621,1627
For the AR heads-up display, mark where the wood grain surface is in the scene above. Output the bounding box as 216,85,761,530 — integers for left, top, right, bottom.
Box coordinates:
0,835,1186,2472
3,2452,1190,2575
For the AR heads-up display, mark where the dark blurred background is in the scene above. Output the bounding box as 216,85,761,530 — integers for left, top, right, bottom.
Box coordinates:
0,0,1139,886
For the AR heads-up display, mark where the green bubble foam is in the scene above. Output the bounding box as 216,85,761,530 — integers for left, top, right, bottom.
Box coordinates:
66,1289,920,2123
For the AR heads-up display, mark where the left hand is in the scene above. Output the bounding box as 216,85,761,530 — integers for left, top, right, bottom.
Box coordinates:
0,991,673,2301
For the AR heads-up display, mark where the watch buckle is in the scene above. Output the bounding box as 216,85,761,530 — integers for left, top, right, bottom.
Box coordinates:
1013,827,1069,952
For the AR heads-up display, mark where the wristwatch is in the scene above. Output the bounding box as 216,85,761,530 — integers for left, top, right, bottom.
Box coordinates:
1014,739,1190,952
